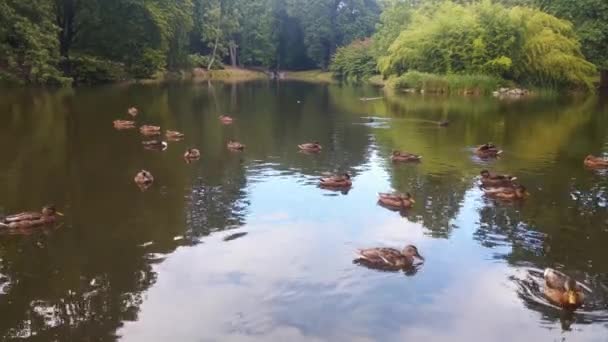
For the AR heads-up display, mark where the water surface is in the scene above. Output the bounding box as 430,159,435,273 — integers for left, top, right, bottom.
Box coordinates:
1,82,607,341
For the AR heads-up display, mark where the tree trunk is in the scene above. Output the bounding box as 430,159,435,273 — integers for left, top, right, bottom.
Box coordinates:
57,0,76,57
229,42,237,68
207,35,220,71
600,70,608,89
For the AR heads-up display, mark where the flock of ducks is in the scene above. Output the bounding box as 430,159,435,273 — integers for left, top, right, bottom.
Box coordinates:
3,107,607,312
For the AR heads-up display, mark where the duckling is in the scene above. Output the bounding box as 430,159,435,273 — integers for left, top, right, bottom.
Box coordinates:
1,205,63,230
355,245,424,269
113,120,136,130
128,107,139,117
298,142,322,153
584,155,608,169
319,173,352,188
142,140,168,151
227,140,245,151
475,143,502,158
219,115,234,125
483,184,529,201
184,148,201,161
139,125,161,136
378,192,416,209
165,130,185,141
134,170,154,188
544,268,584,309
391,151,422,163
480,170,517,187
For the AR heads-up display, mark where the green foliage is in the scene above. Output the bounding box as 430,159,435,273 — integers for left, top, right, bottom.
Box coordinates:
330,39,377,82
188,54,224,70
67,54,127,84
390,70,502,94
378,1,596,89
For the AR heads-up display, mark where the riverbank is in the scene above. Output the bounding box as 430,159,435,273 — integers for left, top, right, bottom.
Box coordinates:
281,70,335,83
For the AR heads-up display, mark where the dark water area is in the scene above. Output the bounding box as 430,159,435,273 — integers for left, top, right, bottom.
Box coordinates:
0,82,607,341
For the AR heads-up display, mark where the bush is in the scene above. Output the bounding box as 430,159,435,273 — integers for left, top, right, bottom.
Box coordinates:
188,54,224,70
66,55,127,84
392,71,502,94
330,39,377,82
128,49,166,79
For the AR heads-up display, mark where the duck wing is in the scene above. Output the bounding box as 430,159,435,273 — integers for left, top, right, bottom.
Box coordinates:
357,248,402,265
4,212,42,223
544,268,568,290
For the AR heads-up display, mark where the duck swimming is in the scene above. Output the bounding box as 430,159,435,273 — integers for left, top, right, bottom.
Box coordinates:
134,170,154,189
480,170,517,187
139,125,161,136
483,184,529,201
391,151,422,163
219,115,234,125
1,205,63,230
584,155,608,169
227,140,245,151
166,130,185,141
142,140,168,151
378,192,416,209
544,268,584,309
438,120,450,127
113,120,136,130
356,245,424,269
319,173,352,188
475,143,502,158
184,148,201,161
128,107,139,117
298,142,322,153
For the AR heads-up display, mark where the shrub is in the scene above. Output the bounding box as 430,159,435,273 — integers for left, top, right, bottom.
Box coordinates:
188,54,224,70
330,39,377,82
66,55,127,84
392,71,502,94
128,49,166,79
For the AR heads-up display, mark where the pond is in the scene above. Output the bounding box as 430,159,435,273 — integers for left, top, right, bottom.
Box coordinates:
0,81,607,341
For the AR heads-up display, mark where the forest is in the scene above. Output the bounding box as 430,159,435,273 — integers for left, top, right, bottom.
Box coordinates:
1,0,607,89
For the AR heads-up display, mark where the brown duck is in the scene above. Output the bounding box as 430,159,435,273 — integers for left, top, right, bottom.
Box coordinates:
227,140,245,151
319,173,352,188
356,245,424,269
483,185,529,201
113,120,136,130
134,170,154,189
391,151,422,163
378,192,416,209
128,107,139,117
166,130,185,141
475,143,502,158
184,148,201,160
544,268,584,309
480,170,517,187
584,155,608,169
142,140,168,151
139,125,161,136
298,142,322,153
219,115,234,125
1,205,63,230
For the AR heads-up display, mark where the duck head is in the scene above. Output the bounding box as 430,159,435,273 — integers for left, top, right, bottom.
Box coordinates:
404,192,415,204
515,185,529,198
565,278,580,306
480,170,490,178
402,245,424,261
42,205,63,217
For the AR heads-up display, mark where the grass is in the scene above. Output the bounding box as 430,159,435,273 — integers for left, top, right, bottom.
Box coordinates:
192,67,268,82
387,71,503,95
282,70,336,83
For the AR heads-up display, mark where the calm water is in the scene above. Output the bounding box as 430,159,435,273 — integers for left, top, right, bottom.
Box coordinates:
1,82,608,341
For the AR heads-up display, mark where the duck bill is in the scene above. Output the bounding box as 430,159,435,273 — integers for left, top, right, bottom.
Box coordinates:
567,291,577,305
415,252,425,261
409,198,416,204
56,212,65,216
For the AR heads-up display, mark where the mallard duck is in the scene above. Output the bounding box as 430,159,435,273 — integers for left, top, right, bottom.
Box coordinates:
298,142,322,153
475,143,502,158
113,120,136,130
544,268,584,309
391,151,422,163
584,155,608,169
142,140,168,151
378,192,416,209
319,173,352,188
184,148,201,160
1,205,63,230
165,130,185,141
128,107,139,117
483,184,529,200
227,140,245,151
480,170,517,187
134,170,154,187
139,125,161,136
356,245,424,269
219,115,234,125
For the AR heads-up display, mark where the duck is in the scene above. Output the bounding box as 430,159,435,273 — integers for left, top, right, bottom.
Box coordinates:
227,140,245,151
438,120,450,127
319,173,352,188
113,120,136,130
128,107,139,117
165,130,185,141
139,125,161,136
544,268,584,309
1,205,63,230
475,143,502,158
298,142,322,153
355,245,424,269
480,170,517,187
584,155,608,169
184,148,201,161
219,115,234,125
378,192,416,209
134,170,154,188
483,184,529,201
391,151,422,163
142,140,168,151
